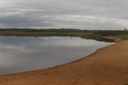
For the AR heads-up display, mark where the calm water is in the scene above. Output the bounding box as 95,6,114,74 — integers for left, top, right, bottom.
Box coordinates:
0,36,115,75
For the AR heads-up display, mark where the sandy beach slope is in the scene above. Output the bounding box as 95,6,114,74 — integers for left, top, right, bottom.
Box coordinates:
0,39,128,85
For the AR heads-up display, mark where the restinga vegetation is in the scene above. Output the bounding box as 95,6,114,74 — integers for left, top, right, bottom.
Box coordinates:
0,28,101,40
0,28,128,40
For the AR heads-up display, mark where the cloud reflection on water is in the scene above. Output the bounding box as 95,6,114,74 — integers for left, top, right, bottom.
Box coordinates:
0,36,115,75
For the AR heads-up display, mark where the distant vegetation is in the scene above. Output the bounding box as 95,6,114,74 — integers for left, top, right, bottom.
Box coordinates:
94,30,128,36
0,28,90,32
94,30,128,40
0,28,128,40
0,28,101,40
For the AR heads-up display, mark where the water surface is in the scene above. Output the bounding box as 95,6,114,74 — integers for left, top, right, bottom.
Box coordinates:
0,36,115,75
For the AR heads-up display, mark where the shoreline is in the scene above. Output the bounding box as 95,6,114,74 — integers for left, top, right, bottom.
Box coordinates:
0,37,128,85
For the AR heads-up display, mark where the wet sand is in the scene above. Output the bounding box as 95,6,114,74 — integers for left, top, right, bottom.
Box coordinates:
0,38,128,85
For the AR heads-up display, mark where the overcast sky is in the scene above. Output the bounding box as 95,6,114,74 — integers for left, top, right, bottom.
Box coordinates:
0,0,128,30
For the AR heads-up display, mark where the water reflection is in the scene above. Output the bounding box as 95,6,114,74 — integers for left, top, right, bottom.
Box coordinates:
0,36,115,75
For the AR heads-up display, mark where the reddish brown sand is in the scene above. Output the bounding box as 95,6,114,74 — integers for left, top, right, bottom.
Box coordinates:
0,38,128,85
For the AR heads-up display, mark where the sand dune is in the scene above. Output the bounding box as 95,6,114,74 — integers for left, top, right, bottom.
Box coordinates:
0,38,128,85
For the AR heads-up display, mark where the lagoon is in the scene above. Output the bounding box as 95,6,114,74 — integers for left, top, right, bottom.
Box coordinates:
0,36,115,75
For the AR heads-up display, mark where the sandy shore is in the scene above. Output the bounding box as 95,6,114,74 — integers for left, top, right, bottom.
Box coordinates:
0,38,128,85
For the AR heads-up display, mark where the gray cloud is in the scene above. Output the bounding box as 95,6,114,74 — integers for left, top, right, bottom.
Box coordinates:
0,0,128,29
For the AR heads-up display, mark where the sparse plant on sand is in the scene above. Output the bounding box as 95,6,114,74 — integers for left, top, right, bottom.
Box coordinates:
124,84,128,85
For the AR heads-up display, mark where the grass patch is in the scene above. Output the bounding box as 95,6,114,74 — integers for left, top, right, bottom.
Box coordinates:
94,30,128,36
94,30,128,40
114,34,128,40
